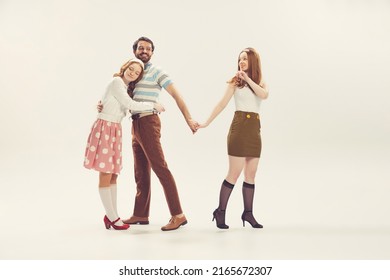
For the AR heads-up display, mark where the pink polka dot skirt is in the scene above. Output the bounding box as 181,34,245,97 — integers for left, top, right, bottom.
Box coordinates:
84,119,122,174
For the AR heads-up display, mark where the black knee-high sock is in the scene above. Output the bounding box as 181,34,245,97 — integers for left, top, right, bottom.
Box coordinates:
242,182,255,212
218,180,234,211
242,182,260,225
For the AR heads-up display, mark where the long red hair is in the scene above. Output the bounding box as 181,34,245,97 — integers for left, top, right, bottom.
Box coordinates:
228,48,262,92
113,60,144,97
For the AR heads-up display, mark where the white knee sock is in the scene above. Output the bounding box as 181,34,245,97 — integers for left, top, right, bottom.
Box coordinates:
110,184,119,217
99,187,123,225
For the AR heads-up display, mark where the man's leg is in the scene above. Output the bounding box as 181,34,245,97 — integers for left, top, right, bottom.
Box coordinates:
131,124,152,218
138,116,183,216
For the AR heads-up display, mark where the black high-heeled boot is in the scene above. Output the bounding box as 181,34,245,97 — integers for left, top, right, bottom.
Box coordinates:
212,209,229,229
241,210,263,228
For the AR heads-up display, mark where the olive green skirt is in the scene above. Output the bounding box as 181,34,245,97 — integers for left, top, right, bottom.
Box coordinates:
227,111,261,158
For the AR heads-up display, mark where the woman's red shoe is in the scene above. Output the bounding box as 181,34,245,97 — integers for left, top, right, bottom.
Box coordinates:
103,215,130,230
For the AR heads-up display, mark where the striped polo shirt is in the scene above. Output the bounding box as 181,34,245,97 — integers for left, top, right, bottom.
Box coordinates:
130,62,172,114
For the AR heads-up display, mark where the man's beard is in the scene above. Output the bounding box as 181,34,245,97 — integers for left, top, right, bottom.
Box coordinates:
137,53,151,63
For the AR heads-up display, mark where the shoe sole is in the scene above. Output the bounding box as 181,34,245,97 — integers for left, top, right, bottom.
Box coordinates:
123,221,149,225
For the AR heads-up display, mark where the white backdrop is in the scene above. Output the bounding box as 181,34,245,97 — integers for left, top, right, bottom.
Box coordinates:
1,0,390,260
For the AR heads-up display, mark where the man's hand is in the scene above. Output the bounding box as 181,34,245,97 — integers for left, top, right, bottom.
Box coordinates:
187,119,200,134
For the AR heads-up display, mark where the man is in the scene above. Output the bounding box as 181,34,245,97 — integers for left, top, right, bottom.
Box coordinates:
120,37,198,231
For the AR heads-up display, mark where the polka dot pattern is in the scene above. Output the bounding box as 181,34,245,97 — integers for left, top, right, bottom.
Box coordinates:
83,119,122,174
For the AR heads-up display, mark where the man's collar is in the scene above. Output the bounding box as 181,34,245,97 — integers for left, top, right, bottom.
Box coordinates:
145,62,152,69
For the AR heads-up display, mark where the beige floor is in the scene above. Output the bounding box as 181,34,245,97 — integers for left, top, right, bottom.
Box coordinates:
2,166,390,260
3,222,390,260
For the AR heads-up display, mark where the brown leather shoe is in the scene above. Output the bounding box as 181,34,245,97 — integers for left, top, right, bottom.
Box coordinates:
122,215,149,225
161,215,188,231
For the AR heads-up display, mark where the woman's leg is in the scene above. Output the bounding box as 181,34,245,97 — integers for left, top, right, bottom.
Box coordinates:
225,156,246,184
243,157,260,184
241,157,263,228
109,174,119,217
98,172,124,226
220,155,246,210
213,156,246,228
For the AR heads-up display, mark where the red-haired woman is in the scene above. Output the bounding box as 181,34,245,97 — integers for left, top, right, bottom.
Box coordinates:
84,58,165,230
199,48,269,229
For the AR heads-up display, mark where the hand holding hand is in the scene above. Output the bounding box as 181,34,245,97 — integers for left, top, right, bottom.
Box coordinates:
188,119,200,134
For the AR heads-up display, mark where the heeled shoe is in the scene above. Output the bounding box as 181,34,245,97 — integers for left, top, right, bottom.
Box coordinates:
212,209,229,229
103,215,130,230
241,211,263,228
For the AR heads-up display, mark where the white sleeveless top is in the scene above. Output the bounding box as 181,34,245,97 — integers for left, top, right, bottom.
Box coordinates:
233,85,262,113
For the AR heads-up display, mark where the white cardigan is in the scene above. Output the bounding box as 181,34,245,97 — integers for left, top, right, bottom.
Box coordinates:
97,77,153,123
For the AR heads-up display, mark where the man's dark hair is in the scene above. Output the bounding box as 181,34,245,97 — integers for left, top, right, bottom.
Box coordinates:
132,36,155,52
